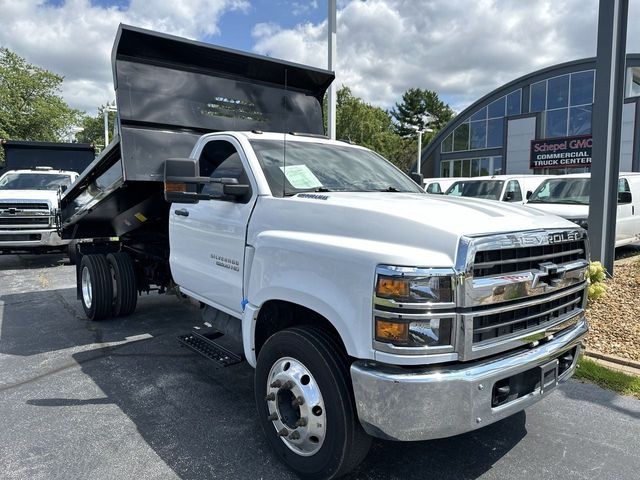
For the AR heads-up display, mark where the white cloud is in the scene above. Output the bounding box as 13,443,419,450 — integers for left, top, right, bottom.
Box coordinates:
252,0,640,112
0,0,249,114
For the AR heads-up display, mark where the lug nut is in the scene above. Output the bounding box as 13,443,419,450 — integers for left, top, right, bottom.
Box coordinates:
289,431,301,440
294,418,307,427
270,380,282,388
265,393,275,401
278,428,289,437
267,412,278,421
282,380,294,390
292,396,305,407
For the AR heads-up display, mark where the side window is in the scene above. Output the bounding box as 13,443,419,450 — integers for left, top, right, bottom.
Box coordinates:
426,182,442,194
618,178,632,204
618,178,631,193
199,140,252,202
504,180,522,202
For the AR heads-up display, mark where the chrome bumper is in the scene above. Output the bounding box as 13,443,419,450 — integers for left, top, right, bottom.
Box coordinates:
0,229,69,249
351,317,587,441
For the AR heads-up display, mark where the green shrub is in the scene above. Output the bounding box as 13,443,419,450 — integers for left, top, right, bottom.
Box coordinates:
586,261,607,302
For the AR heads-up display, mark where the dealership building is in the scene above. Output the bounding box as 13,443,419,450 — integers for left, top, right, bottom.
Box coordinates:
419,54,640,178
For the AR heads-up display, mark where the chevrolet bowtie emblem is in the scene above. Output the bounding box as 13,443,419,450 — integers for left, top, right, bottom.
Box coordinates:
532,262,565,289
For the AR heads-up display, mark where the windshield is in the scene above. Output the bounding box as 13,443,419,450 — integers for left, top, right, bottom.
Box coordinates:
445,180,504,200
0,173,72,191
528,178,590,204
249,140,423,196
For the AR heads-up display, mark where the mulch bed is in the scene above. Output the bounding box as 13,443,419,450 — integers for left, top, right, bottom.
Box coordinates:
585,258,640,363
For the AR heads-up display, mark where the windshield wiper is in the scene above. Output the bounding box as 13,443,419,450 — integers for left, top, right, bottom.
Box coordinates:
314,187,332,192
379,186,401,192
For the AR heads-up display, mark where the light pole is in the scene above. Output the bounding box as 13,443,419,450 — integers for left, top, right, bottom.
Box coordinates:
405,114,434,175
327,0,337,139
103,104,117,148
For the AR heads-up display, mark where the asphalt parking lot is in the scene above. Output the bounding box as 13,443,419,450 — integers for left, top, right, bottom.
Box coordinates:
1,254,639,480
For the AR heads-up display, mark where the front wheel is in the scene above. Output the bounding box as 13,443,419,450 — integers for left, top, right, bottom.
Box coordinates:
255,327,371,479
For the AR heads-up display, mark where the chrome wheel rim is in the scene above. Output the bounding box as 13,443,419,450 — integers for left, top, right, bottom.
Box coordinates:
81,266,92,309
265,357,326,456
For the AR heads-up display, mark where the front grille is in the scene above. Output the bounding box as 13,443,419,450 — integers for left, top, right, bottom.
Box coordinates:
473,240,586,277
472,288,583,343
0,202,49,210
0,217,50,226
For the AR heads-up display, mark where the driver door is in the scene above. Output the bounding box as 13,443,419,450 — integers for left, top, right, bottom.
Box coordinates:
169,137,256,315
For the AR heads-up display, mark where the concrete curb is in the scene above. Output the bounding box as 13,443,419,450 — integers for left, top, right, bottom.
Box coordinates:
584,349,640,376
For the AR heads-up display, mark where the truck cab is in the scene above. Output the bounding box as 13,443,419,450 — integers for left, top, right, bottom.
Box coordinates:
0,167,77,254
525,172,640,247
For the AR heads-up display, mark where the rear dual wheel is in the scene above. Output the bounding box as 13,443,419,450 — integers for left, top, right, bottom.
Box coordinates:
80,252,137,320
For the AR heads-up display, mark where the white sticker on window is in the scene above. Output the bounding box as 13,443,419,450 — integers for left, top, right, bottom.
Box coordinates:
279,164,323,190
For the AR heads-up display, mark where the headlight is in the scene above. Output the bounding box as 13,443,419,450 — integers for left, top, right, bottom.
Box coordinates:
375,316,453,347
375,267,454,304
570,218,588,230
373,266,456,353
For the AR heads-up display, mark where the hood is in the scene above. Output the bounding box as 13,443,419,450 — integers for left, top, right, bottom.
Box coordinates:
523,202,588,219
251,192,579,268
0,189,59,206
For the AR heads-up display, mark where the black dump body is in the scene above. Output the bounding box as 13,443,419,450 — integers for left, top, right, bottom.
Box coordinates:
60,24,333,247
1,141,95,175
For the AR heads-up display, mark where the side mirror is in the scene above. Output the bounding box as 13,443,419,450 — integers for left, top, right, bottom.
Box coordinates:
410,172,424,186
504,191,514,201
618,191,632,204
223,183,251,200
164,158,201,204
526,190,533,200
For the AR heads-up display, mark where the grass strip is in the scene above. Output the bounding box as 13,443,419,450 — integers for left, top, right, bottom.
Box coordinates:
574,356,640,399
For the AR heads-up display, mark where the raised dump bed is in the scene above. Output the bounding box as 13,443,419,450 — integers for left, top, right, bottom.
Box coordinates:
59,24,333,245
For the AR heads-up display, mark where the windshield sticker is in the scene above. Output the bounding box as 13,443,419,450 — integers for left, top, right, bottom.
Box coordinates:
279,164,323,190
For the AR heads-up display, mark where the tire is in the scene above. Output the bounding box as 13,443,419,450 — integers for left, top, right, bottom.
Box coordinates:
67,241,77,265
106,252,138,317
79,254,113,321
255,326,371,479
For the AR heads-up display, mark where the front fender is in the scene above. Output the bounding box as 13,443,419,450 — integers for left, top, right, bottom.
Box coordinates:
246,231,381,363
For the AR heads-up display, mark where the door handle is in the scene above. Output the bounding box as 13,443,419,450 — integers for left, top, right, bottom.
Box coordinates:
174,208,189,217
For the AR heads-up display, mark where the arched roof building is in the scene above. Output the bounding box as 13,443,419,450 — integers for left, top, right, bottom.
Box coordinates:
419,54,640,178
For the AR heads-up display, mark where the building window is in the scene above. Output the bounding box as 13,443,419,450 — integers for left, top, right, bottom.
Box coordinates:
440,155,503,177
507,90,522,116
453,123,470,151
441,89,521,153
530,81,546,112
571,70,595,106
534,70,595,139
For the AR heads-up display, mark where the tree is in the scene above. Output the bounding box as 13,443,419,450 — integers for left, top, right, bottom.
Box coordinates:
0,48,82,165
333,86,416,171
390,88,455,139
76,104,117,151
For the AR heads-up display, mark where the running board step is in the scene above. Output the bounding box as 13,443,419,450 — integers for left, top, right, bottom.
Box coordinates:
178,330,243,367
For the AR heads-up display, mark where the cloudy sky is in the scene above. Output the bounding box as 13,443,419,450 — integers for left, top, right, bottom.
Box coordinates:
1,0,639,116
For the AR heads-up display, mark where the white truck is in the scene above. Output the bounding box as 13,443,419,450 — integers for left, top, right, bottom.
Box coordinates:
525,172,640,247
445,175,551,204
59,26,590,479
0,167,78,254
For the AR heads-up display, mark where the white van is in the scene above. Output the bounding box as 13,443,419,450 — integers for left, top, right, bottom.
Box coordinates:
423,177,465,194
525,173,640,247
444,175,552,204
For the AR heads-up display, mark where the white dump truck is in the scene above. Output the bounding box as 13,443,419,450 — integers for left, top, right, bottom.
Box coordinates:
59,25,590,479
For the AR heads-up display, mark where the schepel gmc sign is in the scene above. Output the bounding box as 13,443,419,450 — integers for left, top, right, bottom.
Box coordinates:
530,135,592,169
